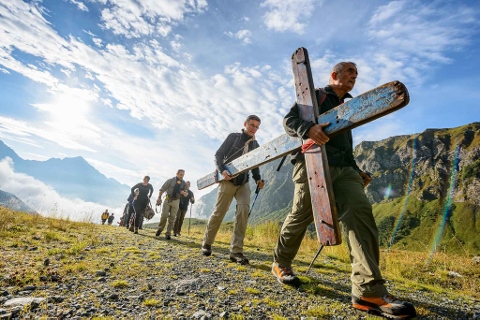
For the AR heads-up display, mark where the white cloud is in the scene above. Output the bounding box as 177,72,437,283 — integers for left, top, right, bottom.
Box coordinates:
69,0,89,12
236,29,252,44
0,157,121,223
261,0,319,34
224,29,251,44
367,1,479,79
96,0,208,38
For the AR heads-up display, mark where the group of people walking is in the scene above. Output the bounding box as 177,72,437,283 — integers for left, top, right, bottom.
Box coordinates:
100,209,114,225
198,61,416,319
110,61,416,319
120,172,195,237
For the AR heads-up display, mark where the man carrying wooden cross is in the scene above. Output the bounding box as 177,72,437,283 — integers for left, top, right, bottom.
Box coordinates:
201,115,265,265
272,61,417,319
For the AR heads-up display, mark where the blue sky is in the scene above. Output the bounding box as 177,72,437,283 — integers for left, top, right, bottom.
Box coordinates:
1,0,479,217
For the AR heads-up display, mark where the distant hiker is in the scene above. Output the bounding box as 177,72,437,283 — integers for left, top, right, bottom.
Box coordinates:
155,169,188,239
124,194,134,229
107,213,115,225
201,115,265,265
101,209,109,225
129,176,154,234
120,200,133,229
272,62,416,319
173,181,195,236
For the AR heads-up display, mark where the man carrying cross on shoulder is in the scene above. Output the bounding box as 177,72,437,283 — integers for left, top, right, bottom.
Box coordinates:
201,115,265,265
272,62,417,319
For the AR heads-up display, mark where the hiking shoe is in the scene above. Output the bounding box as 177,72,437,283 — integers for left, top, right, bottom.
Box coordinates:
352,294,417,319
271,262,300,286
202,244,212,256
155,229,161,237
165,234,171,240
229,253,249,265
129,225,134,232
134,227,139,234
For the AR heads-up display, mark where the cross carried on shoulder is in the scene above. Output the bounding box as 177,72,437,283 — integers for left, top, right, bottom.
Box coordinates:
197,47,409,257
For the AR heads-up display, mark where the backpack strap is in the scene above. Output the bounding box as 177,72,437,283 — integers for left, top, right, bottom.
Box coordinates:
316,88,327,106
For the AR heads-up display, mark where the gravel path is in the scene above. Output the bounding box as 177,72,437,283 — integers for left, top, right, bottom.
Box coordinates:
1,226,479,319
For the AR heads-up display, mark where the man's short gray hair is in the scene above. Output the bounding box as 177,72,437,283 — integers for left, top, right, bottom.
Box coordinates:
332,61,357,74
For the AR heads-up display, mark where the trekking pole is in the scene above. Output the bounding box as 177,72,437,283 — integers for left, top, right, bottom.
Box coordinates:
306,245,325,274
276,155,287,172
248,183,262,218
188,204,192,235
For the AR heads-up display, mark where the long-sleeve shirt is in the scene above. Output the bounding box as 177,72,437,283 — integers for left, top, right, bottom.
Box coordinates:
283,85,361,172
215,129,261,185
131,182,154,202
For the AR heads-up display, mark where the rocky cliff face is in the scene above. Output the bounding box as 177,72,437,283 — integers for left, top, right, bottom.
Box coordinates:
355,123,480,206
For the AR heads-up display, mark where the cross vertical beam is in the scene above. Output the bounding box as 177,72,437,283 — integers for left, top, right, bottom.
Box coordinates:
291,48,341,246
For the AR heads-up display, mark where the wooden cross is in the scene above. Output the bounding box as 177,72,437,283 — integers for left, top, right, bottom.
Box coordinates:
197,47,409,249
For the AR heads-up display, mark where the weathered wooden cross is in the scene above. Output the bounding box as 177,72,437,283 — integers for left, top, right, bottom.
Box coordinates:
197,47,409,255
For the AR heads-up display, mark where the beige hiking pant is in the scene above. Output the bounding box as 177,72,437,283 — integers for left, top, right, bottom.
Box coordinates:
157,199,180,236
274,160,388,298
203,180,250,254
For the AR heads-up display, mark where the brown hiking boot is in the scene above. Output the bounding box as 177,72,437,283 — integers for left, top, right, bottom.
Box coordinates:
229,252,249,265
352,294,417,319
155,228,162,237
134,227,138,234
271,262,300,287
202,244,212,256
129,225,134,232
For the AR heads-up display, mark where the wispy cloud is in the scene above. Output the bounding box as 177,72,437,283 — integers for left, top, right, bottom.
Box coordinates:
225,29,252,44
366,1,479,85
261,0,319,34
69,0,88,12
97,0,208,38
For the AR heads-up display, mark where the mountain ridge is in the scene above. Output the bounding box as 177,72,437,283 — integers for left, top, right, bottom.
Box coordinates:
0,140,130,207
0,189,36,214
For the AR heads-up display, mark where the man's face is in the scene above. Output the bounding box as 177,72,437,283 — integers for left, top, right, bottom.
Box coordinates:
334,63,357,92
244,119,260,137
143,178,149,184
177,171,185,180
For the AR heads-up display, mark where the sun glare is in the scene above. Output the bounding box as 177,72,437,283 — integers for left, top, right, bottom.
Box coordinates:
43,95,91,130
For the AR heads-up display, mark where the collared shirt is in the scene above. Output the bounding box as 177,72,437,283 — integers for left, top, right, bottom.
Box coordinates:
160,177,187,199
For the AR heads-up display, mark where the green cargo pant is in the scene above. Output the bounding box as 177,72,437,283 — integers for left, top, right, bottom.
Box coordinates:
274,160,388,298
157,199,180,236
203,180,250,254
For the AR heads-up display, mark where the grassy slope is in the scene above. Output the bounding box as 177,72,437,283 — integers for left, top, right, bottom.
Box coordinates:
1,207,479,319
373,198,480,254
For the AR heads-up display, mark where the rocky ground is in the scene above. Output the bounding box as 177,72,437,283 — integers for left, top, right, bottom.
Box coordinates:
1,225,479,320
